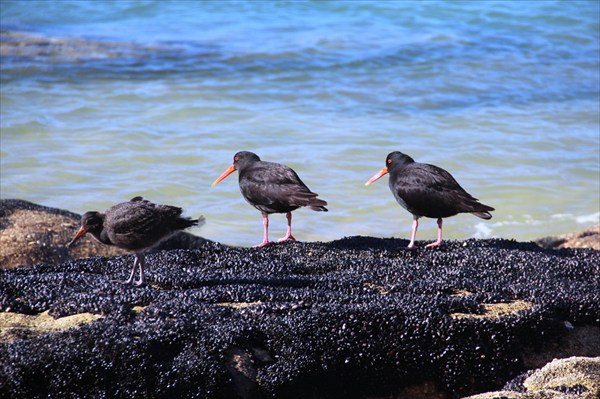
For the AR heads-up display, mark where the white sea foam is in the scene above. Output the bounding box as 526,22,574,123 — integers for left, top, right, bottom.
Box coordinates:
575,212,600,224
548,212,599,224
473,222,493,239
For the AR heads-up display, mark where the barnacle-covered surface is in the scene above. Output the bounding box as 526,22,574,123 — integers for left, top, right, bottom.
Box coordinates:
1,237,598,398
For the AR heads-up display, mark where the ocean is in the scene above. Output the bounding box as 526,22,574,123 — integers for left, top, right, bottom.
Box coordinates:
1,0,599,246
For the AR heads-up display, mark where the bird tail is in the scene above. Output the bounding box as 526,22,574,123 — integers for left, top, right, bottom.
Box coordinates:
472,211,492,220
471,202,494,219
177,216,206,229
308,197,328,212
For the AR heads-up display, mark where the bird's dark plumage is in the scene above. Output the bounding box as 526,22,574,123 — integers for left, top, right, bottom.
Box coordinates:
235,151,328,214
68,197,203,285
366,151,494,248
386,152,493,219
212,151,327,246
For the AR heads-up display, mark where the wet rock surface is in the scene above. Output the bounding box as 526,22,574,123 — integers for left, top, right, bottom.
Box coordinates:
0,199,209,269
1,30,178,62
1,235,598,398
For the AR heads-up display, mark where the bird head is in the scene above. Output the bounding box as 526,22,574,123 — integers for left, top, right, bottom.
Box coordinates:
67,211,103,247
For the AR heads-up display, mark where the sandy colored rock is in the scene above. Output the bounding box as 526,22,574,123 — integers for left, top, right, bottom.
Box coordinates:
451,299,534,319
462,390,526,399
0,310,101,343
524,357,600,399
536,225,599,250
0,200,127,269
463,356,600,399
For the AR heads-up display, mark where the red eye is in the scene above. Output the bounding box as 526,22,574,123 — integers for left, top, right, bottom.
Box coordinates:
234,156,239,161
387,159,392,164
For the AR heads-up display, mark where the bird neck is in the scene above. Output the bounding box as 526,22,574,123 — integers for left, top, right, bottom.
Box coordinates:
88,226,113,246
98,230,113,246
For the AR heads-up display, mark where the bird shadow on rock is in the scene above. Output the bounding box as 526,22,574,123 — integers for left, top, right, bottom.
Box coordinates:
322,236,554,254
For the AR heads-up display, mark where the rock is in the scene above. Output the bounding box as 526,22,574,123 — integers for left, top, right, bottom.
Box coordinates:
0,310,101,342
1,232,598,398
0,199,126,268
522,325,600,370
1,30,169,62
463,357,600,399
536,225,599,251
0,199,210,269
524,357,600,399
461,391,524,399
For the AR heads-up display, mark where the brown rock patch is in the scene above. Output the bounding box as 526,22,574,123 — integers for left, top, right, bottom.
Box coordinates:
524,356,600,399
451,300,534,319
0,205,126,269
536,225,600,250
0,310,101,343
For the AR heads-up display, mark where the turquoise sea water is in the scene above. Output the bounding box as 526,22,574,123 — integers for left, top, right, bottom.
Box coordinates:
1,0,599,246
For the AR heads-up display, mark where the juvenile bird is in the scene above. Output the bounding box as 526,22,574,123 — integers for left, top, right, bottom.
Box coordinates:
67,196,203,286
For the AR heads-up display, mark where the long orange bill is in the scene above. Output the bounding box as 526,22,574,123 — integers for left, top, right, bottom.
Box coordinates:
364,166,389,186
67,226,88,248
211,164,237,186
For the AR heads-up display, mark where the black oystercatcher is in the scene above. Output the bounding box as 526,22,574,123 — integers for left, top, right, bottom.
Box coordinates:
212,151,328,247
67,196,203,286
365,151,494,248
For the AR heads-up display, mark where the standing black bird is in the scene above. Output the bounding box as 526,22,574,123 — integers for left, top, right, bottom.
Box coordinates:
67,196,203,286
365,151,494,248
212,151,328,247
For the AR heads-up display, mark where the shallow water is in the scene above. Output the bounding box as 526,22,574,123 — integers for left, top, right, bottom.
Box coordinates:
1,1,599,246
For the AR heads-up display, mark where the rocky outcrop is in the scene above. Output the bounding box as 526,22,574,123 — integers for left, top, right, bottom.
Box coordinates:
1,200,598,398
1,231,598,398
1,30,169,61
464,356,600,399
523,356,599,399
536,225,599,251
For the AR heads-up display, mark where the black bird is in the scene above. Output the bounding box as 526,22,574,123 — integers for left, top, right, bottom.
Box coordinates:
365,151,494,248
212,151,328,247
67,196,203,286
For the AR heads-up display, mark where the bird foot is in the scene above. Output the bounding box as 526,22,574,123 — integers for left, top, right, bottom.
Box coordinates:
254,241,273,248
277,235,296,243
111,277,133,285
407,241,415,248
113,278,145,286
425,241,442,248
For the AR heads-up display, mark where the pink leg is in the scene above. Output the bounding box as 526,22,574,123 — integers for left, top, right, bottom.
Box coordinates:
408,216,419,248
132,254,145,286
120,253,145,286
255,212,273,247
277,212,297,243
425,218,443,248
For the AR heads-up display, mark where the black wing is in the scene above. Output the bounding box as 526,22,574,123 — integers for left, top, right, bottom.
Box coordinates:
239,161,325,213
393,163,488,218
105,200,184,249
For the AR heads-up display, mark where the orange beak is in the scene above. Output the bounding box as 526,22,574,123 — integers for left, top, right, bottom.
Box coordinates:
67,226,88,247
211,164,237,186
365,166,388,186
